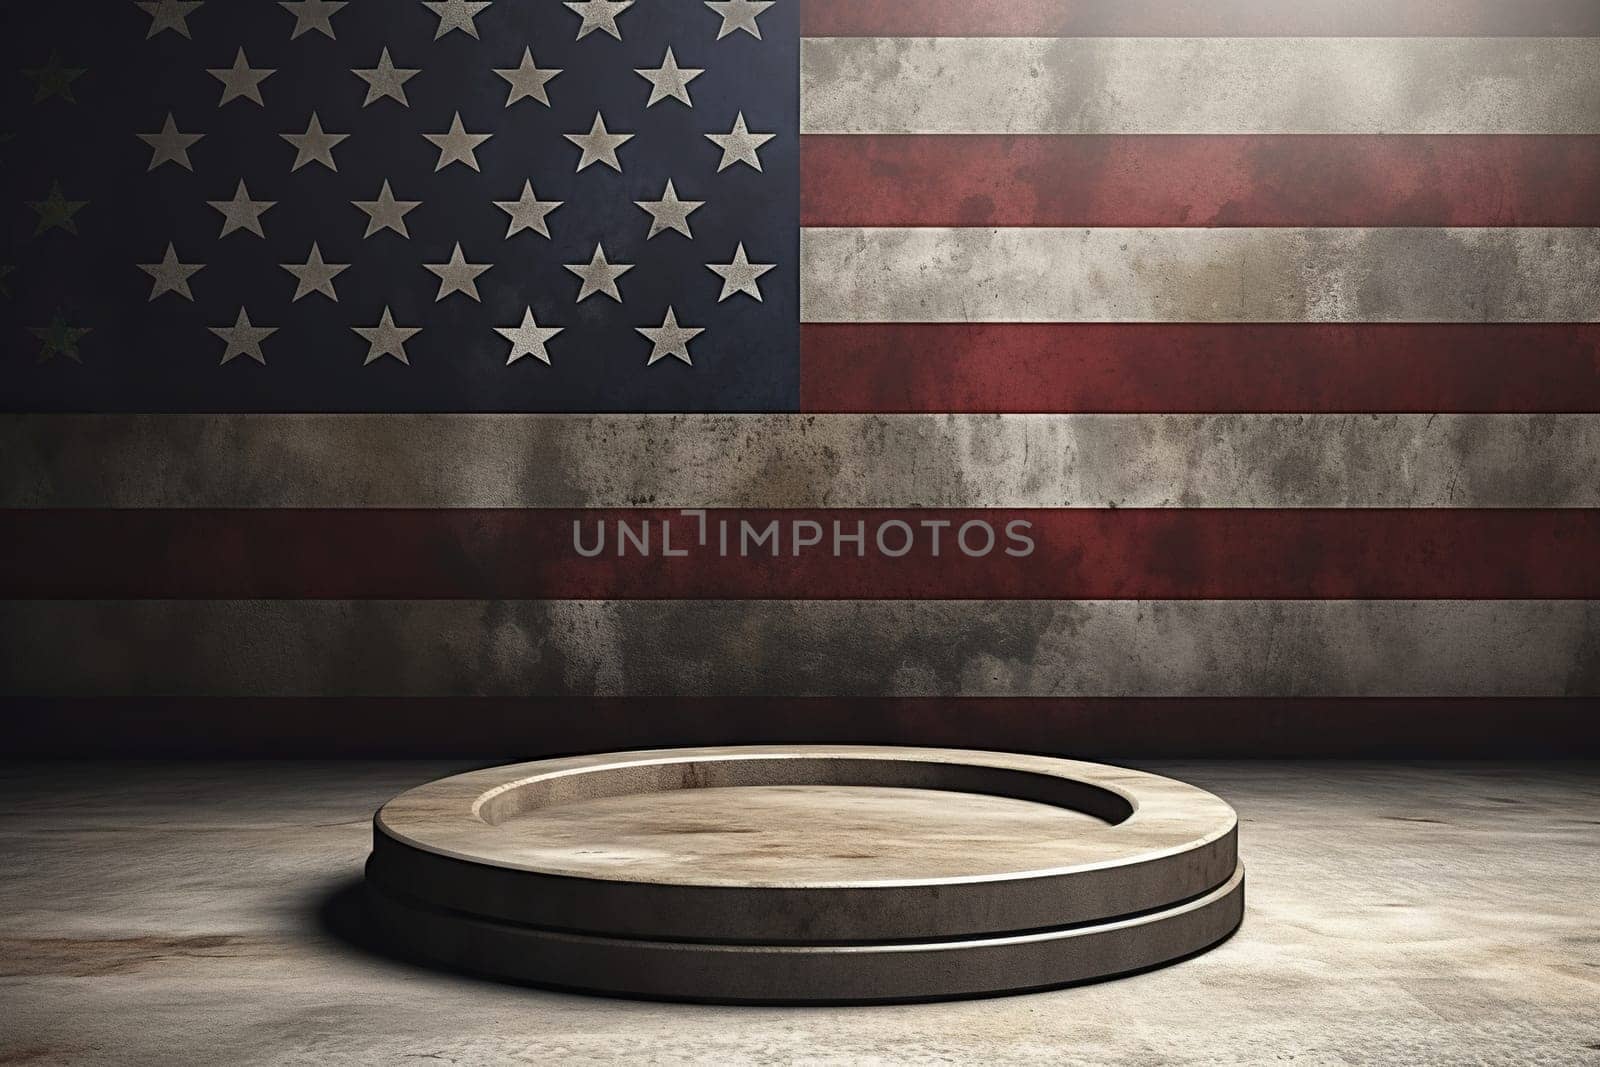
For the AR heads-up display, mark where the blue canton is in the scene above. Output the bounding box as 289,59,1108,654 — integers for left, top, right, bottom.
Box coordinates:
0,1,799,411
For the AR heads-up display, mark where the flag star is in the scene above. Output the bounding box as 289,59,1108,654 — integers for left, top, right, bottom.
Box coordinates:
637,307,704,366
424,112,491,171
282,112,347,171
210,308,276,366
496,308,563,366
23,53,88,104
139,243,205,301
354,307,421,365
208,48,274,107
423,0,492,38
353,48,418,107
636,179,704,240
495,47,560,107
353,180,421,238
138,113,203,172
707,242,775,302
635,47,702,108
280,242,349,301
208,180,276,238
563,0,632,39
280,0,346,39
424,242,491,302
28,181,88,235
706,112,773,172
706,0,773,40
494,181,562,238
565,243,632,303
564,112,631,173
30,314,91,363
135,0,203,38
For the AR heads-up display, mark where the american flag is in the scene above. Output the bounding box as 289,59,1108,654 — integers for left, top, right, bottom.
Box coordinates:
2,0,1597,756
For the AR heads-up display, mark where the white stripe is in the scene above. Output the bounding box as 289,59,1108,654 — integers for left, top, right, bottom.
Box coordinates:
3,414,1597,509
799,228,1600,323
800,37,1600,134
4,600,1594,697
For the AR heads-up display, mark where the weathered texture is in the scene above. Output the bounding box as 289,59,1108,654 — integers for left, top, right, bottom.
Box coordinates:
4,413,1598,508
3,599,1596,697
800,227,1600,322
1,761,1596,1063
799,135,1600,228
8,509,1597,599
796,323,1600,413
800,0,1600,37
5,697,1594,759
801,37,1600,134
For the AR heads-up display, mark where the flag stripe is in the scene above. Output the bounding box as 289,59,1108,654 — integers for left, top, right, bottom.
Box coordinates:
800,38,1600,135
6,509,1597,600
800,135,1600,228
6,697,1595,759
799,324,1600,414
801,0,1600,38
3,599,1594,697
800,228,1600,323
5,414,1597,509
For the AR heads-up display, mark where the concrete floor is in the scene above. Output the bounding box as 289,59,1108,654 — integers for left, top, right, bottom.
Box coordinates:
1,762,1596,1066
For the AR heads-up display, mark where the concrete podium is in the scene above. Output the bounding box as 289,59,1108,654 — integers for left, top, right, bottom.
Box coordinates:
367,746,1244,1002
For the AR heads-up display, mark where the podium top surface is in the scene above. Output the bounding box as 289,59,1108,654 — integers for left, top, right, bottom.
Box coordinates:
375,745,1236,890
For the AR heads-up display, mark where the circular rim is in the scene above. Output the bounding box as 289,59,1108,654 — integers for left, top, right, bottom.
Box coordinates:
367,862,1247,1004
371,746,1238,942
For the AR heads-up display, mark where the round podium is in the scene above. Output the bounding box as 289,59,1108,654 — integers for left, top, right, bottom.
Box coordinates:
367,746,1243,1002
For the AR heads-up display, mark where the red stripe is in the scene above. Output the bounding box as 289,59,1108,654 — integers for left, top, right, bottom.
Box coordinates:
800,324,1600,414
800,136,1600,228
801,0,1600,36
5,509,1597,599
5,697,1595,758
